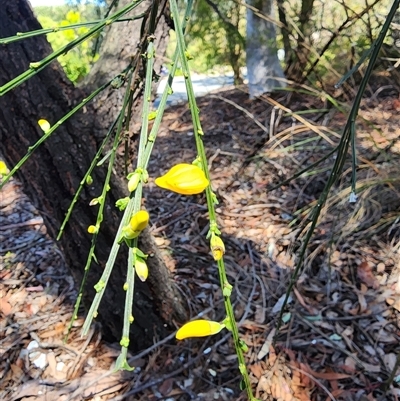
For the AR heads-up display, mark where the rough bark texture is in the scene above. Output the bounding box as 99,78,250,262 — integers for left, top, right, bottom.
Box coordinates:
246,0,286,98
0,0,186,351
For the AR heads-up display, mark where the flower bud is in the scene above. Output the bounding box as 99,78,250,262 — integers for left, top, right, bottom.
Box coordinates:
127,172,140,192
135,256,148,282
122,210,149,239
210,234,225,261
38,119,50,133
88,225,98,234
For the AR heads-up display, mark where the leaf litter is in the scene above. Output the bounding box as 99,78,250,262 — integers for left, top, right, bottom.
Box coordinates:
2,86,400,400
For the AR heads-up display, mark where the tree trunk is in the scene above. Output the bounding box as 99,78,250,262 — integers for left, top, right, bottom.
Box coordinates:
246,0,286,98
285,0,315,82
0,0,187,351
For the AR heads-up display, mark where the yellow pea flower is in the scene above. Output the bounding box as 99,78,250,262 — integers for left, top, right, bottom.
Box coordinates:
176,319,225,340
155,163,209,195
122,210,149,239
210,234,225,261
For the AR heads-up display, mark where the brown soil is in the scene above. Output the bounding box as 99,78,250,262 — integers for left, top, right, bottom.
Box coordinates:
2,87,400,401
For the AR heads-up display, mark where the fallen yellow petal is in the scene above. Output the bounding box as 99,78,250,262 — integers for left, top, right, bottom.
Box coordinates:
155,163,209,195
176,319,224,340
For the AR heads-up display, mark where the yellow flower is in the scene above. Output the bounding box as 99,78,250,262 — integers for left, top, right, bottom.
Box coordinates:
210,234,225,261
176,319,224,340
38,119,51,133
88,225,98,234
135,256,148,282
155,163,209,195
122,210,149,239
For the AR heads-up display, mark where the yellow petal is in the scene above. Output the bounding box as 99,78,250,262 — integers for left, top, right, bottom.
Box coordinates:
129,210,149,232
38,119,51,132
0,161,9,176
155,163,209,195
176,319,224,340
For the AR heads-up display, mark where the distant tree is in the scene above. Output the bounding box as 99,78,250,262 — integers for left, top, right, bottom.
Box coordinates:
185,0,245,83
246,0,286,97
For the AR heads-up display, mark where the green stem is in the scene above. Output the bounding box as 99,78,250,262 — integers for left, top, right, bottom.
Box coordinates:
81,70,135,336
169,0,256,399
0,16,146,45
65,111,121,340
274,0,400,343
57,115,120,240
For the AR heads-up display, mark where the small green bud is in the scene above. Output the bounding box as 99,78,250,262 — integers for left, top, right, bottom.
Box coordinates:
222,282,232,297
120,336,130,348
222,316,233,331
239,339,249,352
148,111,157,121
94,280,106,292
116,197,129,211
89,196,103,206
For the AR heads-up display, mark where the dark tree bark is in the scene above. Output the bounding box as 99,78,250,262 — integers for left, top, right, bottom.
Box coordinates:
0,0,187,350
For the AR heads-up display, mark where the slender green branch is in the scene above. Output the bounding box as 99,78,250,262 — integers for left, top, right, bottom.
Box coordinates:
274,0,400,342
57,115,119,240
115,31,157,367
115,245,136,371
0,16,145,45
0,67,130,190
81,0,195,344
169,0,257,399
82,70,136,336
65,113,121,339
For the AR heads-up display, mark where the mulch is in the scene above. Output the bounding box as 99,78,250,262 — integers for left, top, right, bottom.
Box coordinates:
2,86,400,401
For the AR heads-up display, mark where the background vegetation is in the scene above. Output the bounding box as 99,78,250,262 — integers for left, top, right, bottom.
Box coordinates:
35,3,105,82
35,0,399,89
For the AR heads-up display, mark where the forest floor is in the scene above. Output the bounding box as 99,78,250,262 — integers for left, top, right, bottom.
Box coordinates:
2,84,400,401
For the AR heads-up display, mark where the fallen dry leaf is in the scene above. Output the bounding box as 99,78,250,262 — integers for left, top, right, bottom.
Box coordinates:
357,261,380,289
